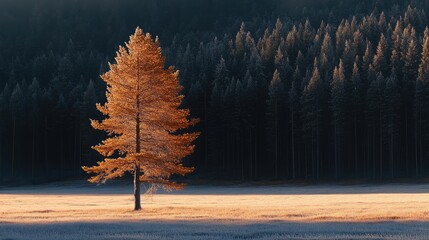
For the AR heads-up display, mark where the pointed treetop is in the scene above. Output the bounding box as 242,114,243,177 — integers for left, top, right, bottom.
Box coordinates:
352,61,360,80
338,59,345,81
308,66,320,91
418,37,429,82
271,69,281,85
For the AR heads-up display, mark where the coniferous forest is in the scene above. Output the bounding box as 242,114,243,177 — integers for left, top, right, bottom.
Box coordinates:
4,0,429,184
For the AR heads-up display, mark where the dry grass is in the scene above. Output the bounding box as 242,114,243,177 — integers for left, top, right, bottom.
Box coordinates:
1,181,429,223
2,182,429,239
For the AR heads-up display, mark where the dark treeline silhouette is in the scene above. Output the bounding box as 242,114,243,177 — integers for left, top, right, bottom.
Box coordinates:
1,0,429,184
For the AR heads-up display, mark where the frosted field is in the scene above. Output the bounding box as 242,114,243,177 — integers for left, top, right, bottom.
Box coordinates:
1,181,429,239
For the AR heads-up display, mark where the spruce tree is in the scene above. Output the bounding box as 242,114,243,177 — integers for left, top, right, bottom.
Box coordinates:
367,73,386,178
373,34,389,76
214,57,230,88
351,60,362,174
331,61,347,179
235,22,246,56
266,70,285,179
28,78,42,181
301,66,323,179
383,71,400,178
414,37,429,177
9,83,24,178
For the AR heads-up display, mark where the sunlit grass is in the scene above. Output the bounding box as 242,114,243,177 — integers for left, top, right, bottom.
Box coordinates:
2,183,429,224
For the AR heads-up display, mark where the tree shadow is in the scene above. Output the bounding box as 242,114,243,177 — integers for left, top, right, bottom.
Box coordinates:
1,219,428,240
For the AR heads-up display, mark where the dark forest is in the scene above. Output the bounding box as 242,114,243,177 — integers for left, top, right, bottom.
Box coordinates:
2,0,429,184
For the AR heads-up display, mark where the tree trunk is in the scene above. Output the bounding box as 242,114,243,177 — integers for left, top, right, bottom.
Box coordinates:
134,116,142,211
79,124,82,176
390,133,394,179
11,118,16,178
32,124,36,182
238,129,243,181
311,129,315,179
419,111,423,177
249,128,252,180
316,118,320,180
73,120,78,176
405,116,409,175
372,124,376,179
134,68,142,211
415,115,419,177
45,117,49,177
204,93,208,170
379,110,383,179
305,143,308,180
134,163,141,210
367,126,370,178
254,131,258,178
0,136,3,184
291,111,296,179
274,101,278,179
334,122,338,180
354,115,358,176
60,126,64,177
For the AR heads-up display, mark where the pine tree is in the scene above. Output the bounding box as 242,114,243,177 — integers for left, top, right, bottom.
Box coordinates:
9,83,24,178
214,57,230,88
83,28,199,210
383,71,400,178
320,32,334,71
342,40,355,78
352,30,365,56
302,19,314,49
235,22,246,56
286,25,299,58
232,78,247,179
0,84,11,183
402,31,419,166
56,93,67,177
378,12,387,31
336,21,347,56
57,55,74,91
80,80,97,166
414,37,429,177
373,34,389,76
28,78,42,181
243,72,259,179
367,73,386,178
403,38,419,84
351,59,362,174
295,51,306,74
362,41,374,81
272,18,284,51
391,20,403,77
209,83,224,170
288,78,299,179
266,70,285,179
331,61,347,179
274,47,293,85
390,48,401,76
301,66,323,179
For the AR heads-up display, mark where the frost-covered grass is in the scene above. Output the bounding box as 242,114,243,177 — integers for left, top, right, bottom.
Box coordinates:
1,181,429,239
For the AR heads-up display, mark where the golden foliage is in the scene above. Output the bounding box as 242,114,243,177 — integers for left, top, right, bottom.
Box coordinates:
82,27,199,189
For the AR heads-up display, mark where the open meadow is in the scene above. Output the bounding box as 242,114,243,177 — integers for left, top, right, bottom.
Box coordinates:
1,181,429,239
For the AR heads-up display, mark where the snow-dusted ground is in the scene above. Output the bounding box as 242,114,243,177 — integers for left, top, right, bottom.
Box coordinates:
1,181,429,239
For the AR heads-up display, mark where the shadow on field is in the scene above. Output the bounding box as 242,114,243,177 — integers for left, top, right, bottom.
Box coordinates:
1,220,428,240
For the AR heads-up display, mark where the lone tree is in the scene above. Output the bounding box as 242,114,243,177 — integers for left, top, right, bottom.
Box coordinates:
83,27,199,210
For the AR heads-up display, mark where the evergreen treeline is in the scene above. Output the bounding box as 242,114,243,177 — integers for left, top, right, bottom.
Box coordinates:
169,3,429,180
1,0,429,184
